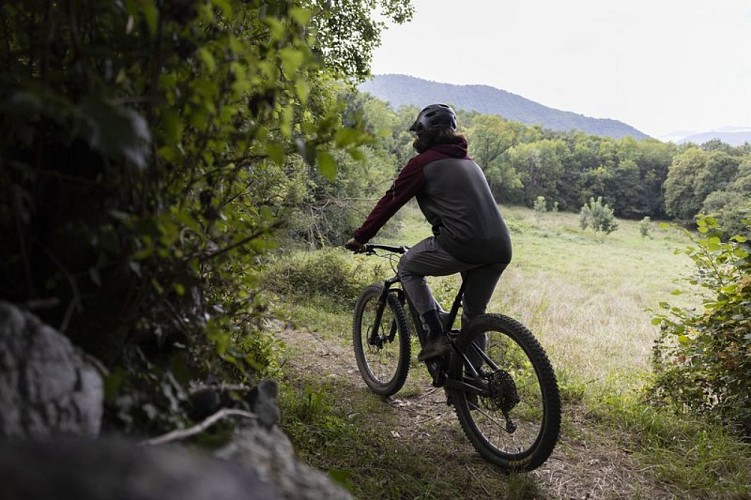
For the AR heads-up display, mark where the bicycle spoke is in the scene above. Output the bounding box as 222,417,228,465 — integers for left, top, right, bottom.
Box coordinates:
449,314,560,471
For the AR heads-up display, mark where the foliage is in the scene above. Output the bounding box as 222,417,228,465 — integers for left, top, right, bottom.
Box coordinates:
652,216,751,434
260,248,377,308
640,216,652,239
0,0,412,433
533,195,548,214
579,197,618,235
308,0,414,79
701,157,751,239
464,113,523,199
664,146,744,224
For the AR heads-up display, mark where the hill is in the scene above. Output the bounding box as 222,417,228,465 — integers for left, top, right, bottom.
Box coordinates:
359,74,650,140
671,127,751,146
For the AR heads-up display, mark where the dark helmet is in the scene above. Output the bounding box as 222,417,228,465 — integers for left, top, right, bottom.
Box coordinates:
409,103,457,133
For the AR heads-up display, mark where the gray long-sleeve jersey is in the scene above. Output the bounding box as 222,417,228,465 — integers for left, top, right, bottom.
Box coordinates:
353,137,511,265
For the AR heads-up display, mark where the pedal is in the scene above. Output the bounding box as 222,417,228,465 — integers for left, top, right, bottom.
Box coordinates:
426,360,446,387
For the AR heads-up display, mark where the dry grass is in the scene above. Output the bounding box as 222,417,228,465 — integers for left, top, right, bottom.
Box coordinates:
482,207,695,391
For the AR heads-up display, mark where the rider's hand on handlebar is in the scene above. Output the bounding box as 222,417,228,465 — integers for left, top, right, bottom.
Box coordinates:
345,237,365,253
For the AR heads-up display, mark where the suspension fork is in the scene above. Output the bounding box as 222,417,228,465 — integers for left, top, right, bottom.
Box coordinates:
369,276,401,345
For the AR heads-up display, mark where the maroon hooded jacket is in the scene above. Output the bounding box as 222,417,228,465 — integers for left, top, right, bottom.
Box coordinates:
353,137,511,265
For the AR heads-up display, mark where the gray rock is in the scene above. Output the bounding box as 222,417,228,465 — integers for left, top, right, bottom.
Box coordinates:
218,426,352,500
0,437,282,500
0,301,104,437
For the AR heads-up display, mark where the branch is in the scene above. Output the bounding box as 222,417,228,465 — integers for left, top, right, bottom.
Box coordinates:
188,383,251,395
139,408,257,446
198,221,284,262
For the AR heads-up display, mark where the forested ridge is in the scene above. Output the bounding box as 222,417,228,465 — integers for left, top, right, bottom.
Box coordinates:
359,74,651,140
1,0,750,496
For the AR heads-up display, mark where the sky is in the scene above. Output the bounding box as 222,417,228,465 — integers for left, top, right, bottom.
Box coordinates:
369,0,751,139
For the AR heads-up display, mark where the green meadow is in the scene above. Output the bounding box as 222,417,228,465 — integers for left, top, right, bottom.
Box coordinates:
365,204,696,392
269,205,750,498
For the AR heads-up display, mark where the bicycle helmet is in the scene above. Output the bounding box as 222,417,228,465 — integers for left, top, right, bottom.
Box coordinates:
409,103,457,133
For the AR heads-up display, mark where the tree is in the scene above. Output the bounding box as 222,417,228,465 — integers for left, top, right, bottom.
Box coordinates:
308,0,414,79
507,140,565,206
664,147,709,221
465,114,522,200
701,157,751,238
0,0,413,432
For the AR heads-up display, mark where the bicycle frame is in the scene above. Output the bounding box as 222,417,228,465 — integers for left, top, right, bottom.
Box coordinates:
364,244,485,387
354,243,562,471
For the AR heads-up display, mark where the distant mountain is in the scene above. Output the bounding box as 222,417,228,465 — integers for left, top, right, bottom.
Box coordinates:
662,127,751,146
358,74,650,140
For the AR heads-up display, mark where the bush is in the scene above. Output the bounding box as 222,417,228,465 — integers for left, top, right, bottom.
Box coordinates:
579,197,618,235
651,215,751,434
640,216,652,239
261,249,380,308
533,196,547,214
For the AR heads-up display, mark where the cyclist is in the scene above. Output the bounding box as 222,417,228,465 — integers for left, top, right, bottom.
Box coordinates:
346,103,512,362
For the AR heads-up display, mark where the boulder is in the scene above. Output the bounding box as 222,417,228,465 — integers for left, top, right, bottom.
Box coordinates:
0,301,104,437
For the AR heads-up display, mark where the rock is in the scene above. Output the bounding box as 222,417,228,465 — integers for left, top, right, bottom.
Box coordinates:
0,301,104,437
0,437,282,500
248,379,281,429
0,301,351,499
218,426,352,500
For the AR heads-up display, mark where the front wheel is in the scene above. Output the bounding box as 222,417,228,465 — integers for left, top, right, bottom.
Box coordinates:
447,314,561,472
353,284,411,396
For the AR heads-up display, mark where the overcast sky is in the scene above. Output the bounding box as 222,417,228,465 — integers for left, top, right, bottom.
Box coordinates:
370,0,751,139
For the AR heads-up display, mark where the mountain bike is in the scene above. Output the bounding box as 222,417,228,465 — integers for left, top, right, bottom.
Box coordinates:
351,243,561,472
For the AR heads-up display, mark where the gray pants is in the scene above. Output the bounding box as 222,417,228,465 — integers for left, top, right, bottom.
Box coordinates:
397,236,506,325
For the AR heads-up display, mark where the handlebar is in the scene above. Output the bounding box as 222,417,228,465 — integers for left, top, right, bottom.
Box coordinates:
363,243,408,255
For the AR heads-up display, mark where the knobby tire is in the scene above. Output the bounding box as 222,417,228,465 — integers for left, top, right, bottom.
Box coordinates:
352,284,411,396
447,313,561,472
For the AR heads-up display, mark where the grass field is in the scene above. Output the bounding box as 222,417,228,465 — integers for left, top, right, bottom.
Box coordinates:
378,204,697,392
267,204,750,498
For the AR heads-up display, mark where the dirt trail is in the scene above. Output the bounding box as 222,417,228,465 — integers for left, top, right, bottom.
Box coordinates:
272,320,674,499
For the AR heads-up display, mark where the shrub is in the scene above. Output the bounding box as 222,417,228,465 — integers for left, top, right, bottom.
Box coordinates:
533,196,547,214
579,197,618,235
640,216,652,239
261,249,378,308
651,216,751,434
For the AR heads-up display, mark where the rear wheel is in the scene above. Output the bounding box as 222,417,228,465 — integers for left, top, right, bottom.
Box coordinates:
447,314,560,472
353,284,411,396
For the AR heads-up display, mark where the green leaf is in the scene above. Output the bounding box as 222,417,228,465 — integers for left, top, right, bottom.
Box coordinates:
289,7,312,26
142,2,159,36
162,108,183,145
317,150,336,181
198,47,217,73
348,148,365,161
265,17,285,41
295,80,310,103
266,142,285,165
280,48,304,78
706,237,722,252
77,98,151,169
334,128,364,147
211,0,233,17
